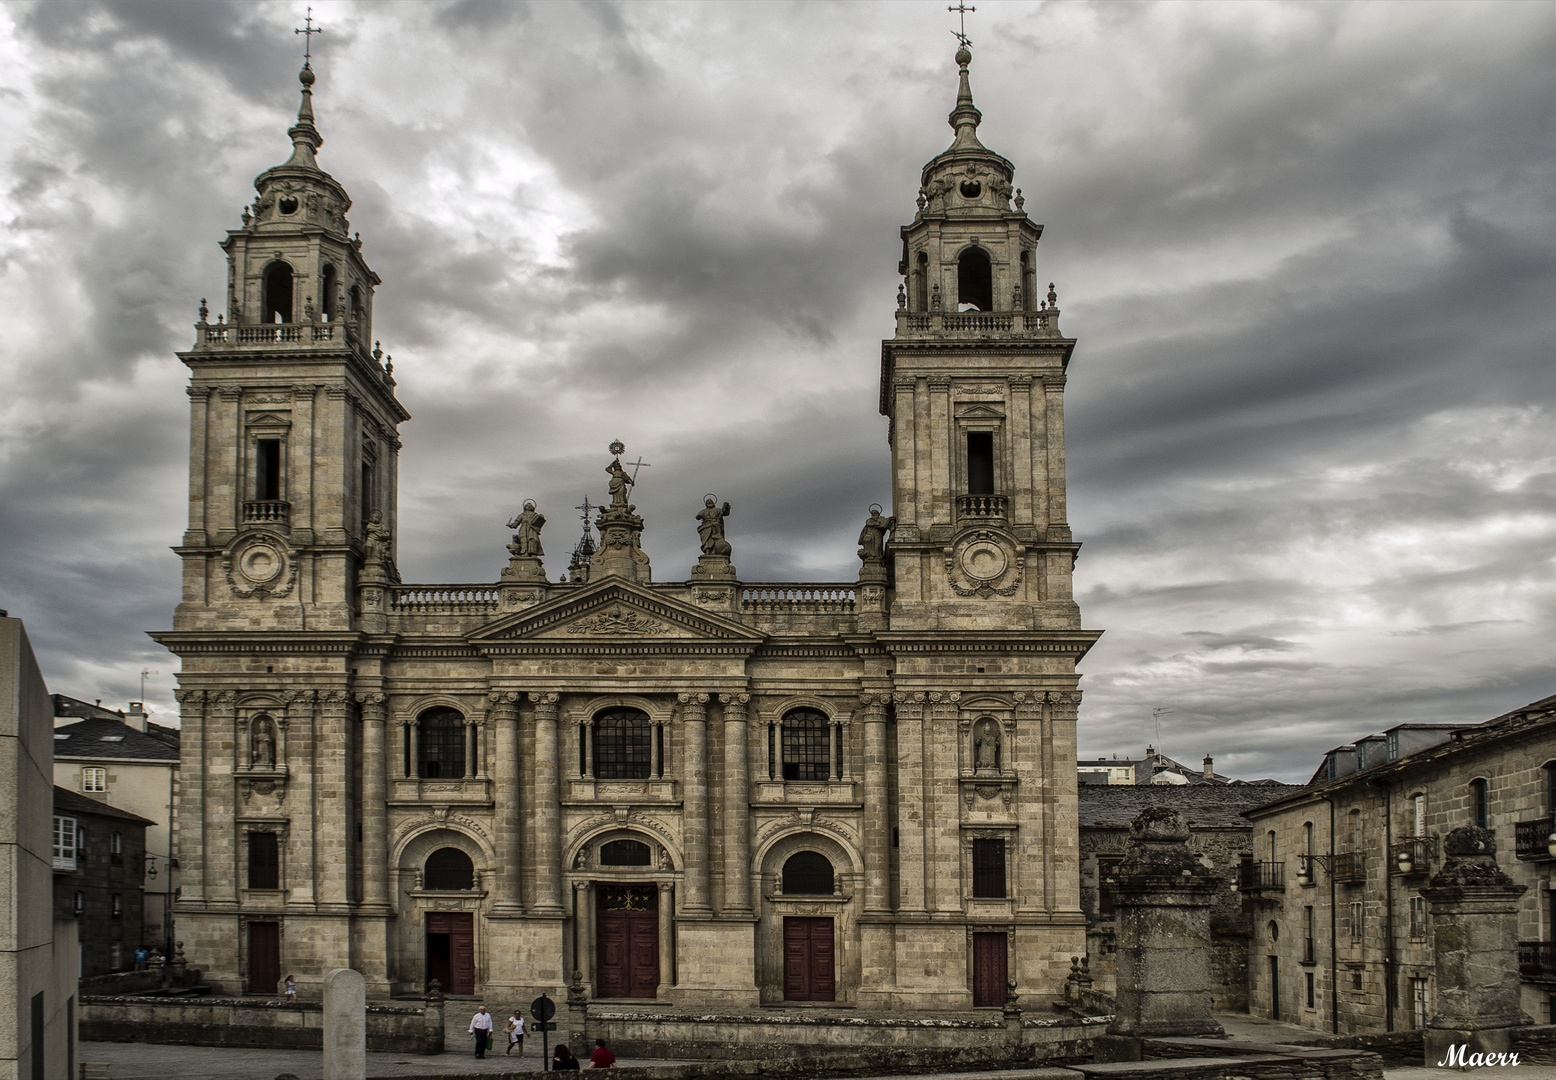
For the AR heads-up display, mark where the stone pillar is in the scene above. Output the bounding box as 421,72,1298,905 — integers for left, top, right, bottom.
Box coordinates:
316,689,352,908
722,694,752,914
531,692,563,914
323,967,366,1080
209,691,238,907
173,689,207,905
356,693,390,910
283,690,316,906
574,881,594,988
489,691,523,915
658,882,676,991
679,693,711,914
893,691,928,913
861,694,891,913
1421,825,1531,1066
1106,807,1223,1041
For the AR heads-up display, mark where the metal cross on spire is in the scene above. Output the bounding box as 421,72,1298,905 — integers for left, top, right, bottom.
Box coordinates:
575,496,595,524
948,2,975,49
295,6,323,64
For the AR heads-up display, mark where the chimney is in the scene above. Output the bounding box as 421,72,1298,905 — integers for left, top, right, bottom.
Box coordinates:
1203,754,1215,781
129,701,148,733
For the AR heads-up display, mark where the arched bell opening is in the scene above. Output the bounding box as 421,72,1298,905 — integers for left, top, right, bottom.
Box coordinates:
957,246,993,312
262,262,294,324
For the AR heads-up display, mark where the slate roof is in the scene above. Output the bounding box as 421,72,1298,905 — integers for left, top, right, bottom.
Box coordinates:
53,785,157,827
53,717,179,762
1078,782,1309,830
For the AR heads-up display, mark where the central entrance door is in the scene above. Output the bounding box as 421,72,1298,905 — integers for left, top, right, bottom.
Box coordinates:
248,921,281,996
782,916,835,1001
426,912,474,995
972,932,1008,1007
596,885,659,999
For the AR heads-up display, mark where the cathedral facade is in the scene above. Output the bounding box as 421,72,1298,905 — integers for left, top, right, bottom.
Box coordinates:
154,45,1098,1012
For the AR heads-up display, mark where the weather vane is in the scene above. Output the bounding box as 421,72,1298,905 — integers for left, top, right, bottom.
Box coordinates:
295,6,323,65
949,2,975,49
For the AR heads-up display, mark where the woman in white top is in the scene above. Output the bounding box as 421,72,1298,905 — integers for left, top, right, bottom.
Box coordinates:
505,1012,525,1056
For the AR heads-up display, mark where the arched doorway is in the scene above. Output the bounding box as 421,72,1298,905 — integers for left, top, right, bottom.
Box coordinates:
780,851,836,1001
595,884,659,999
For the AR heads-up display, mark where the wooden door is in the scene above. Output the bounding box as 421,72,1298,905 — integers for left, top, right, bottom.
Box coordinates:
427,913,475,995
596,887,659,999
972,932,1008,1007
782,917,835,1001
248,921,281,995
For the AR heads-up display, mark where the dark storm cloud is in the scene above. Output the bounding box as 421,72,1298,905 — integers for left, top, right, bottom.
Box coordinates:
2,1,1554,781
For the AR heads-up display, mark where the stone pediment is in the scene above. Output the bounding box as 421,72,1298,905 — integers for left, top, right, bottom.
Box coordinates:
469,580,763,646
954,403,1005,419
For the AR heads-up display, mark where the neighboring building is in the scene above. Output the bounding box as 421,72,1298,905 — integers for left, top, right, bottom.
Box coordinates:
1078,746,1233,786
51,787,153,977
51,696,179,953
1,614,80,1080
1077,782,1306,1010
1242,699,1556,1032
152,46,1100,1012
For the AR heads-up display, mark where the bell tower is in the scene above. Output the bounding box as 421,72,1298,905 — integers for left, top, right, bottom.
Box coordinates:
171,60,409,632
881,44,1080,632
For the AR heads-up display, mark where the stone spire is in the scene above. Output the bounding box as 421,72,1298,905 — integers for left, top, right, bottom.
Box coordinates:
947,45,986,152
283,63,324,170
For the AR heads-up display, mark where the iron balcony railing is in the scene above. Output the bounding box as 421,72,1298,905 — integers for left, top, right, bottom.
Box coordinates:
1514,816,1556,861
1237,861,1285,891
1390,835,1437,876
1517,941,1556,981
1331,851,1365,883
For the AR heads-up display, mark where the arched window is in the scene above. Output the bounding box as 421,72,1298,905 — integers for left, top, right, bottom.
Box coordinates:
600,839,652,866
263,262,294,323
348,284,363,322
593,708,652,780
417,707,466,779
957,246,992,312
782,851,834,895
1469,778,1489,829
781,709,830,782
320,264,337,321
913,250,929,311
1019,249,1034,309
424,847,474,890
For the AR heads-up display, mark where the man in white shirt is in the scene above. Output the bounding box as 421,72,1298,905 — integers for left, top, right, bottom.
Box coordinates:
469,1005,494,1058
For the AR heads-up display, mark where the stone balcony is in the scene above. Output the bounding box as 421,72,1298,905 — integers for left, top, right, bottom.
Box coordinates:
195,320,353,349
956,494,1008,526
242,500,290,530
893,307,1063,340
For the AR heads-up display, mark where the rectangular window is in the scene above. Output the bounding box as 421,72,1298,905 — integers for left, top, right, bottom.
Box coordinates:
1306,971,1316,1009
111,894,122,918
52,816,77,870
1239,855,1254,914
1386,730,1399,761
248,830,280,890
972,839,1006,899
72,891,83,916
1414,793,1426,837
1471,779,1489,829
966,432,994,495
255,439,282,501
1349,901,1364,944
81,767,106,793
1409,895,1427,941
1098,857,1123,917
1304,906,1315,963
360,459,375,524
110,831,122,855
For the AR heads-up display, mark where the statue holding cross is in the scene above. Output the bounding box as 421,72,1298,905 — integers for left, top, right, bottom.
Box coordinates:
604,440,649,510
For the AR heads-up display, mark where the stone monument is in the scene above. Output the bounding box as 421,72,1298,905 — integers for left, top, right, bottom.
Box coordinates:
1105,807,1223,1043
502,499,548,583
323,967,366,1080
691,495,737,580
589,442,653,583
1420,825,1530,1066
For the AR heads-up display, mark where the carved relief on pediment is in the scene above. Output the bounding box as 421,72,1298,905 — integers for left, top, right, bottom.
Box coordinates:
563,604,670,636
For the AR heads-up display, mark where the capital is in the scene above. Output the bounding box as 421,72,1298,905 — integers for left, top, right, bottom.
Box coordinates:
677,692,710,706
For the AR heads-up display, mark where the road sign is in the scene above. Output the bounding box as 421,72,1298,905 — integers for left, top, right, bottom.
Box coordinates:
532,993,556,1070
530,994,556,1022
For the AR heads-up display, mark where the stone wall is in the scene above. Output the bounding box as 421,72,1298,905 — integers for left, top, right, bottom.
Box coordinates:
78,994,443,1053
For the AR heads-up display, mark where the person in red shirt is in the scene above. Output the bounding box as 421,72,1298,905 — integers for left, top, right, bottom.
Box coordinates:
589,1039,616,1068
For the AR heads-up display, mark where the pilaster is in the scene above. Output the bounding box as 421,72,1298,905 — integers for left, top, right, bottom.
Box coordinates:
721,693,752,915
173,689,207,904
679,692,712,915
282,690,316,906
356,692,390,912
316,688,352,909
531,692,563,914
489,691,524,915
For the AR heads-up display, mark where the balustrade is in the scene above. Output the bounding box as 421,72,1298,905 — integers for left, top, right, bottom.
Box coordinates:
1237,860,1285,891
740,584,856,614
242,500,290,527
1514,815,1556,860
956,494,1009,521
388,586,501,615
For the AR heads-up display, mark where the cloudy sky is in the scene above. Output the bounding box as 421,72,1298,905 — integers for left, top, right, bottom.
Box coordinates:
2,0,1553,782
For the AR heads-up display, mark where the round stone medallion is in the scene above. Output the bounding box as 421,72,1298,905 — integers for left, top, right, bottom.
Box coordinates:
239,543,283,584
959,539,1008,582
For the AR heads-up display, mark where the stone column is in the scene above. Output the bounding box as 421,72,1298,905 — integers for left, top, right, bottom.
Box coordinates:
1421,825,1531,1065
356,693,390,910
574,881,594,988
173,689,207,905
658,882,676,991
531,692,563,914
316,689,353,908
209,690,238,907
861,694,891,914
1106,808,1223,1040
893,691,928,913
679,693,711,914
1044,375,1068,527
184,386,210,545
722,694,752,914
283,690,316,905
489,691,523,915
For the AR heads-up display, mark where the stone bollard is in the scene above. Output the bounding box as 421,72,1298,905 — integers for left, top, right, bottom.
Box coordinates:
1105,808,1223,1044
323,968,367,1080
1420,825,1531,1068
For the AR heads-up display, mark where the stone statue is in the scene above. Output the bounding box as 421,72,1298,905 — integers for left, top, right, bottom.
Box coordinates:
974,722,1000,771
606,456,634,509
252,718,276,768
696,497,732,557
858,506,896,562
506,500,546,557
363,509,392,570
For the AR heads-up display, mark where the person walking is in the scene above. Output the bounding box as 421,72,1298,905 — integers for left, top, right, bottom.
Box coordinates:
589,1039,616,1068
504,1011,525,1056
469,1005,493,1058
283,975,297,1003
